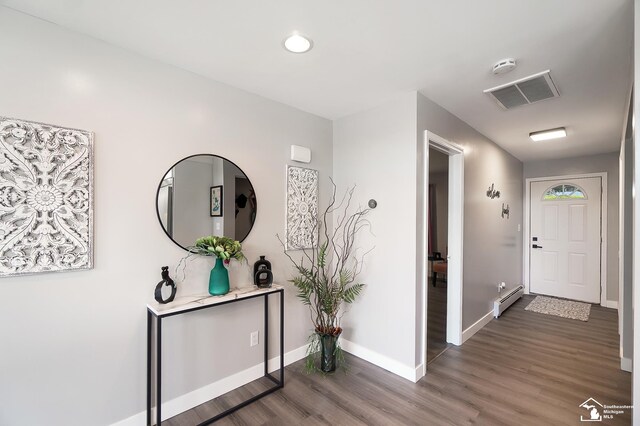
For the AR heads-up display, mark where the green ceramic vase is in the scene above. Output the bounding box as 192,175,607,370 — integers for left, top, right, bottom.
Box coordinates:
209,257,230,296
319,331,341,373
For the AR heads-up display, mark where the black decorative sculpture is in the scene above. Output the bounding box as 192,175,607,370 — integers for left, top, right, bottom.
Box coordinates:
154,266,177,304
253,255,273,288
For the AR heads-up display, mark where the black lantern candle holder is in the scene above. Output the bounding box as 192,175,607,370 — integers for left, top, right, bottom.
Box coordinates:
253,255,273,288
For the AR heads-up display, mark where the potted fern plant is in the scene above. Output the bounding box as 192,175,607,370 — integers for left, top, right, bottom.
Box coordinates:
281,181,371,373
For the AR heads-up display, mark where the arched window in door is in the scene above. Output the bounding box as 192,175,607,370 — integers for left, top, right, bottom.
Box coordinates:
542,183,587,200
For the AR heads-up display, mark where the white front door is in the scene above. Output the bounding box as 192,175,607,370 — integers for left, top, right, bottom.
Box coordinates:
529,177,602,303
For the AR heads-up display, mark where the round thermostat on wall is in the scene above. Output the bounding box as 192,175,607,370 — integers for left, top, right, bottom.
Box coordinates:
492,58,517,74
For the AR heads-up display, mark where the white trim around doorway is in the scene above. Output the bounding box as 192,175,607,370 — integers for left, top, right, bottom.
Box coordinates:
523,172,608,306
418,130,464,380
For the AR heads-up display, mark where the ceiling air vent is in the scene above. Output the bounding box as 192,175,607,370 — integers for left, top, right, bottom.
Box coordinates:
484,70,559,110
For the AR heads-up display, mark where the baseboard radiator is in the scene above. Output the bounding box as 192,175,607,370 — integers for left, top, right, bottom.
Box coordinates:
493,285,524,318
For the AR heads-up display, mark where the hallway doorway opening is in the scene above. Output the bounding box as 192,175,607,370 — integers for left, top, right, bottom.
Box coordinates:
420,130,464,377
427,147,450,363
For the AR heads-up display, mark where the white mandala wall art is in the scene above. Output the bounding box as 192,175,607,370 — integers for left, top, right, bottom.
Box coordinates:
0,117,94,276
286,165,318,250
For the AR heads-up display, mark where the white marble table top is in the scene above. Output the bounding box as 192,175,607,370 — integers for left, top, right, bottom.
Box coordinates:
147,284,284,317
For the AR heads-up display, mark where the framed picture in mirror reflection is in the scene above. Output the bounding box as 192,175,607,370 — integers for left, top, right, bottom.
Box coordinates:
210,185,223,217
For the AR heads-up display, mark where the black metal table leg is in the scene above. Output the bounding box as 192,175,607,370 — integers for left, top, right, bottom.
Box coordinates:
156,317,162,426
147,310,152,426
279,289,284,384
264,293,269,377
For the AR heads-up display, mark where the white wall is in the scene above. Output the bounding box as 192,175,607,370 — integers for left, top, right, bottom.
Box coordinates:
333,92,419,368
173,159,215,245
417,93,524,334
524,153,620,302
0,7,333,425
333,92,524,374
212,156,225,237
222,161,237,238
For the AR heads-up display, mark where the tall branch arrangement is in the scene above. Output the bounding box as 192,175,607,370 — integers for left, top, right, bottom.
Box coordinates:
280,179,372,336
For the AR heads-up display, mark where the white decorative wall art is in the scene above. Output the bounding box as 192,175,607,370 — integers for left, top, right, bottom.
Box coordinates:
286,165,318,250
0,117,94,276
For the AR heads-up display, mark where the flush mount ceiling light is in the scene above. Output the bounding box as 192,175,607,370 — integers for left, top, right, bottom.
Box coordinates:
283,33,312,53
529,127,567,142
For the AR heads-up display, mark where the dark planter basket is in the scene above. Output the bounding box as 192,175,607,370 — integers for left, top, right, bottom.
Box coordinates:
318,331,341,373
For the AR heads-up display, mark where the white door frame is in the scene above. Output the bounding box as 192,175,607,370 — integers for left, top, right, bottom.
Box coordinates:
419,130,464,379
523,172,608,306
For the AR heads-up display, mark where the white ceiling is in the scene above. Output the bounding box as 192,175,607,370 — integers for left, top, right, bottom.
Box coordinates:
0,0,633,162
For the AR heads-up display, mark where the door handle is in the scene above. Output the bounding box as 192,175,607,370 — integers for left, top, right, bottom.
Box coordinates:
532,244,543,249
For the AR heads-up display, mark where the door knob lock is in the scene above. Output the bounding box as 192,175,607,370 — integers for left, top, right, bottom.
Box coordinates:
532,244,543,249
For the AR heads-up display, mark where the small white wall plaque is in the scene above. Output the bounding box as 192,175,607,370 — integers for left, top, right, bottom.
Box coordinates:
290,145,311,163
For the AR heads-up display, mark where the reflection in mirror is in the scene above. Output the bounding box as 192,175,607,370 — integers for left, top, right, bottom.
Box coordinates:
156,154,257,250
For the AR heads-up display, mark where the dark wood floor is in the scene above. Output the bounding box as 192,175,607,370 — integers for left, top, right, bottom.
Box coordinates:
165,295,631,425
427,277,450,363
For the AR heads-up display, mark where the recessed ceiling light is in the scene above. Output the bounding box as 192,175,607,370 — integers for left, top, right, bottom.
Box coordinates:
529,127,567,142
283,33,312,53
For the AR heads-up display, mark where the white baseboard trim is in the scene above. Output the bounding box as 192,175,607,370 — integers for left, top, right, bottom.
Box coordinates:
340,338,419,383
605,300,619,310
462,310,493,344
110,407,146,425
110,344,309,426
415,363,426,381
621,357,632,372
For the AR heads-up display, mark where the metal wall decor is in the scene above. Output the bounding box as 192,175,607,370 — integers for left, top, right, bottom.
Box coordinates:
501,203,510,219
486,183,500,199
285,165,318,250
0,117,94,276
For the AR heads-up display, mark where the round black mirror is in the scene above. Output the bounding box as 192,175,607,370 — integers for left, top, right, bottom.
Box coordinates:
156,154,257,251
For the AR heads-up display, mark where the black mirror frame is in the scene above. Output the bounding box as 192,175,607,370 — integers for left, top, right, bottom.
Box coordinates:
155,153,257,252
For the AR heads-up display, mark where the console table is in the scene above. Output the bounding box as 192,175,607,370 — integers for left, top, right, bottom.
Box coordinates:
147,285,284,425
